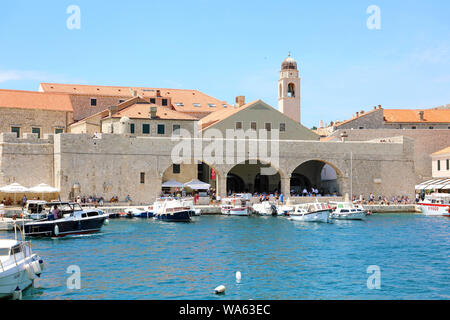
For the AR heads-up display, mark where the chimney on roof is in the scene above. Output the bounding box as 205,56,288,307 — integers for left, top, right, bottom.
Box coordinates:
360,110,365,114
156,90,161,97
150,106,157,119
378,105,382,109
419,110,424,121
109,105,118,117
374,106,377,110
235,96,245,108
356,112,359,117
340,131,348,142
319,120,324,128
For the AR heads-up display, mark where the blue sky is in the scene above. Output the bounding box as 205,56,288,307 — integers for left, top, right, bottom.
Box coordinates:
1,0,449,128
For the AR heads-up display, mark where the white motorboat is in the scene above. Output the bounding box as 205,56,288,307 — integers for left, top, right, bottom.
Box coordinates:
329,202,366,220
289,202,331,223
22,200,48,220
276,204,294,216
252,201,279,216
221,198,250,216
152,199,192,222
0,225,45,299
417,193,450,216
0,217,33,231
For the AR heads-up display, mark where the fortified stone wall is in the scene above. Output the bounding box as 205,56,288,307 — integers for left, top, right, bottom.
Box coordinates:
52,133,415,204
0,133,54,187
331,129,450,182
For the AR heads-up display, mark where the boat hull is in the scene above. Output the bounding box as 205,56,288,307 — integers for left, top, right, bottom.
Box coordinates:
331,211,366,220
221,208,249,216
289,209,330,223
0,255,38,299
155,210,191,222
24,216,107,237
418,203,450,216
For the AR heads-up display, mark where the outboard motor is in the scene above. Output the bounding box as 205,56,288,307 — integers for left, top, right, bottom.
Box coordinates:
271,205,278,216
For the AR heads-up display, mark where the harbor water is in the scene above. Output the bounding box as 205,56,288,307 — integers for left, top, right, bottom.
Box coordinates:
5,213,449,300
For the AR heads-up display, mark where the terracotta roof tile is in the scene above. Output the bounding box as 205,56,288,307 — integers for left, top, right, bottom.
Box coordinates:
111,103,197,121
0,89,73,112
198,100,260,130
432,146,450,156
40,83,231,114
383,109,450,123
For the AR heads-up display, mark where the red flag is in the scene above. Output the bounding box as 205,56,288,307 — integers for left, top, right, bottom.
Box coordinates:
211,168,216,180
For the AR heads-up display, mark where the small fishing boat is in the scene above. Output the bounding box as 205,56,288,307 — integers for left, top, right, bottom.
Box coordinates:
276,204,294,216
23,202,109,237
417,193,450,216
329,202,366,220
220,198,250,216
289,202,331,223
252,201,279,216
153,200,192,222
122,208,153,218
0,224,45,299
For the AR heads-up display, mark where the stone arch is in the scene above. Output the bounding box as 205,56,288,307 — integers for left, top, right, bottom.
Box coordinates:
287,83,295,97
290,159,344,196
226,159,286,195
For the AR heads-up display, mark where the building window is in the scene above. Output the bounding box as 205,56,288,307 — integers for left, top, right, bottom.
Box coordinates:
412,126,417,129
91,98,97,106
130,123,135,134
193,103,201,107
437,160,441,171
175,103,184,107
55,128,64,135
429,126,434,129
280,123,286,132
142,124,150,134
157,124,165,135
359,127,364,130
150,98,156,104
287,83,295,97
140,172,145,184
119,99,125,103
223,104,228,108
235,122,242,130
11,127,20,138
251,122,257,131
265,123,271,132
447,159,449,170
32,127,41,139
173,164,180,174
173,124,181,135
162,99,168,106
208,103,216,108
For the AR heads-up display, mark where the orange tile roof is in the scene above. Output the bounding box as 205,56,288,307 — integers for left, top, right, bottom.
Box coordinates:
432,146,450,156
0,89,73,112
40,83,232,113
383,109,450,123
198,100,260,130
111,103,197,121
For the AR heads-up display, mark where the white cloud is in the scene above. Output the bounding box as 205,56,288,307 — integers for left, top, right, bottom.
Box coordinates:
409,45,450,64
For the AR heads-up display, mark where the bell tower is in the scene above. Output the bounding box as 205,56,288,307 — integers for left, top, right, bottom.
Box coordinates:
278,54,301,123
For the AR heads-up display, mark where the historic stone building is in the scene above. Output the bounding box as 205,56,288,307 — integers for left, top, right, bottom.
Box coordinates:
0,55,419,203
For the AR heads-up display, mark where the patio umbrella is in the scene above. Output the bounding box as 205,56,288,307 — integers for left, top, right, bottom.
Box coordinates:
0,183,30,205
28,183,59,201
161,179,184,188
183,179,211,190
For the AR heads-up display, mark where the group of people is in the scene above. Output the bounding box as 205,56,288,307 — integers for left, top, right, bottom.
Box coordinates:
353,194,412,205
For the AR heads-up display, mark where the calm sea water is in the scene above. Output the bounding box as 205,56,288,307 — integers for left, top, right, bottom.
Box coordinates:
5,213,449,300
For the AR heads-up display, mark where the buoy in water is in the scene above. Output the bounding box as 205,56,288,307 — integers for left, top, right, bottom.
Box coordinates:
38,259,45,271
104,219,109,225
214,285,226,294
12,287,22,300
236,271,242,283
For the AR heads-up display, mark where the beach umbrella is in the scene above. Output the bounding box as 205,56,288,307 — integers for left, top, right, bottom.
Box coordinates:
183,179,211,190
161,179,184,188
0,183,30,205
28,183,59,201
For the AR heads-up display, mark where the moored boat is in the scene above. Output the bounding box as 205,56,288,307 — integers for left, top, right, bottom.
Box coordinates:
0,225,45,299
23,202,108,237
220,197,250,216
153,200,192,222
252,201,279,216
329,202,366,220
289,202,331,223
417,193,450,216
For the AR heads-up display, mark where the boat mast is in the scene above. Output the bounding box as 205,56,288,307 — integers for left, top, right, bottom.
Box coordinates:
350,151,353,201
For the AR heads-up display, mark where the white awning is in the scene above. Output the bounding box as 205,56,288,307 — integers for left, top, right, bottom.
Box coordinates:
416,179,450,190
0,183,30,193
183,179,211,190
28,183,59,193
161,179,184,188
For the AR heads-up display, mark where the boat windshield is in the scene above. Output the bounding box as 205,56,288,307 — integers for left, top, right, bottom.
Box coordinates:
0,248,10,256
